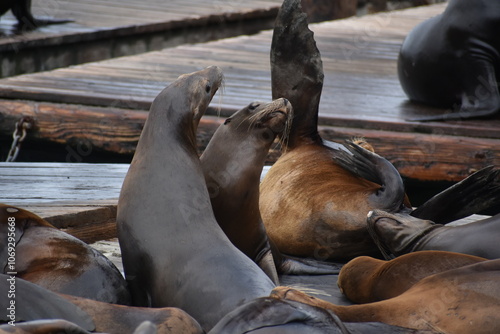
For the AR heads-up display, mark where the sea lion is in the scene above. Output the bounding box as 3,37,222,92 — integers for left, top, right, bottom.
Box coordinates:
0,0,72,31
271,259,500,334
338,251,487,304
0,274,203,334
0,204,130,305
367,209,500,260
398,0,500,121
200,99,342,281
209,296,433,334
117,66,275,331
0,320,93,334
260,0,410,261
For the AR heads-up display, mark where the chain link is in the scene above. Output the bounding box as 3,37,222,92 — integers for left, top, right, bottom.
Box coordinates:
6,117,34,162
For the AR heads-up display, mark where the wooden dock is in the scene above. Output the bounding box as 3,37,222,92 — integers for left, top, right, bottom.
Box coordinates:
1,2,499,184
0,0,285,77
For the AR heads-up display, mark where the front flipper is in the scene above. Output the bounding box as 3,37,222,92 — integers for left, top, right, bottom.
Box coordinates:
411,166,500,224
331,141,406,212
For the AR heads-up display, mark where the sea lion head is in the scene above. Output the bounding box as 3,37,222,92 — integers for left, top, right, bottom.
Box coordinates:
337,255,385,303
367,210,441,259
147,66,223,148
222,97,293,147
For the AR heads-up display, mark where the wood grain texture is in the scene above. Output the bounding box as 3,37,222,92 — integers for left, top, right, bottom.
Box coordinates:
1,3,499,182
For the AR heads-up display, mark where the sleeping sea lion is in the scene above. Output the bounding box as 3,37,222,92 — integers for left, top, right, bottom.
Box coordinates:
338,250,486,303
271,259,500,334
0,204,130,305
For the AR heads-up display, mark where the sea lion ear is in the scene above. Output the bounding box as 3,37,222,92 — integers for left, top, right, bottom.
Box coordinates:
249,102,260,110
224,118,232,125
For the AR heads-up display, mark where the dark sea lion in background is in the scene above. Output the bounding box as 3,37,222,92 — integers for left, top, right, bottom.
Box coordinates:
398,0,500,121
0,204,131,305
260,0,410,262
272,259,500,334
0,0,72,31
201,99,342,281
210,296,433,334
0,274,203,334
338,251,486,304
367,209,500,260
117,66,275,331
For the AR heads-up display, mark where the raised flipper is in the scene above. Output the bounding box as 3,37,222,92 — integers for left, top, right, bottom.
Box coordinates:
331,141,406,213
411,166,500,224
271,0,324,148
0,274,94,331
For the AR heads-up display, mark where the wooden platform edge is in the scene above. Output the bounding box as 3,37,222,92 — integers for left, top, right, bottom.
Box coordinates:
1,99,499,182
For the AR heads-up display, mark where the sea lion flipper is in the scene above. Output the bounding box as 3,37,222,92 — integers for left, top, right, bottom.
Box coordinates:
332,141,405,212
271,0,324,147
407,59,500,122
0,319,94,334
278,255,342,275
412,166,500,224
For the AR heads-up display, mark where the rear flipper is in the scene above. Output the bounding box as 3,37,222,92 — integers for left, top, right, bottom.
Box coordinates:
269,239,342,275
331,141,406,213
278,255,342,275
411,166,500,224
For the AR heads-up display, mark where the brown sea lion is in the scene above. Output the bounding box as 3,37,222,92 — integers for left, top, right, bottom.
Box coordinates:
338,251,487,304
399,0,500,121
0,0,72,32
367,209,500,260
271,259,500,334
200,99,342,281
0,274,203,334
0,204,130,305
260,0,409,262
117,66,275,331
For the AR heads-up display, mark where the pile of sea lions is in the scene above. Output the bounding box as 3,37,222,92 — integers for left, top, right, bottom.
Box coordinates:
2,0,500,333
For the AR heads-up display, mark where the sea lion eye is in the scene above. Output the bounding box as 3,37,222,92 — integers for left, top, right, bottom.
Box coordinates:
249,103,260,110
205,83,211,94
224,118,232,125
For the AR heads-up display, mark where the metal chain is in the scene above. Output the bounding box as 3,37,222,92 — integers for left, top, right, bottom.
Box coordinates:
6,117,34,162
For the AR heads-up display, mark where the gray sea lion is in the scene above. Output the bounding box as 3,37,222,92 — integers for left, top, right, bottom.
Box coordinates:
201,99,342,282
338,251,486,304
260,0,410,261
272,259,500,334
398,0,500,121
0,274,203,334
116,66,275,331
209,296,431,334
0,204,130,305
